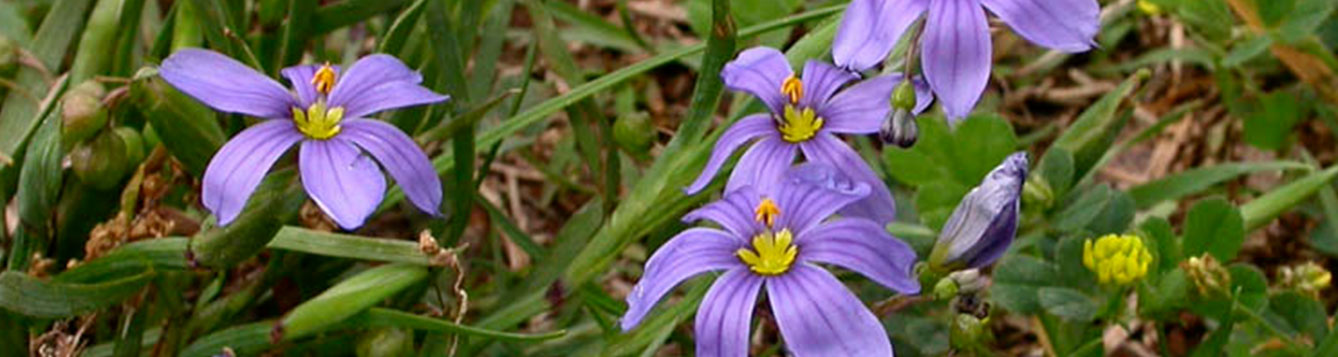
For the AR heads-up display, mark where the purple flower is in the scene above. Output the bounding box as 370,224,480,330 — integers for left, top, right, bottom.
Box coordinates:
627,164,920,356
687,47,930,224
833,0,1099,120
929,152,1028,270
159,49,448,230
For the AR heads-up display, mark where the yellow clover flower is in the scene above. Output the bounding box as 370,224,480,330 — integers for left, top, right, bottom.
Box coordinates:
1083,234,1153,285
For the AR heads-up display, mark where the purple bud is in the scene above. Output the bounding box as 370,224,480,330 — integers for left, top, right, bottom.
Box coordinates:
929,152,1029,270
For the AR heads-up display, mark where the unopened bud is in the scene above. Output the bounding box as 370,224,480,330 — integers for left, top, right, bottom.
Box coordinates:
112,127,146,165
71,129,131,190
61,81,109,145
933,277,959,300
612,112,656,155
1182,254,1230,297
1278,262,1331,298
1022,175,1054,210
892,80,917,110
879,108,918,148
930,153,1028,271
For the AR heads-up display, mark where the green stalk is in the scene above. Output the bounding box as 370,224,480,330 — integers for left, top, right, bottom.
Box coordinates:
68,0,121,83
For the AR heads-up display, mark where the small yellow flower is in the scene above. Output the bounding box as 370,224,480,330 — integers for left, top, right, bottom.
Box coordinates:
1181,254,1230,297
1136,0,1161,15
1083,234,1152,285
1279,262,1331,298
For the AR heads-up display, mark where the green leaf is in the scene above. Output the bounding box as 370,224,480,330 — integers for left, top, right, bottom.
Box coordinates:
1053,235,1095,291
1256,0,1296,27
1050,70,1146,177
0,0,93,159
15,112,63,231
1085,189,1135,235
1223,33,1274,67
267,227,436,265
0,270,152,318
1039,287,1098,322
311,0,409,34
991,255,1059,314
1138,269,1191,319
1270,292,1329,343
131,71,227,176
884,114,1018,188
1242,165,1338,231
55,237,189,284
913,181,969,231
1139,217,1180,274
1037,147,1075,198
1243,90,1305,150
1053,184,1113,232
1182,197,1245,261
1129,161,1310,209
605,280,709,355
277,263,428,341
352,307,566,342
1227,264,1269,312
1278,0,1336,43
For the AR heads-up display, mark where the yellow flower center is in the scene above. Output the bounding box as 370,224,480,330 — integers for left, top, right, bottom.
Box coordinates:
312,63,337,95
1083,234,1153,285
292,101,344,140
780,106,824,143
754,198,779,228
737,229,798,276
781,75,803,105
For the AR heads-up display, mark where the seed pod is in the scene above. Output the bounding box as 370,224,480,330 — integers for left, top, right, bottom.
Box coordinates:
70,129,131,190
111,127,145,165
275,263,428,342
613,112,656,155
60,81,109,146
190,169,305,268
131,67,225,176
356,327,414,357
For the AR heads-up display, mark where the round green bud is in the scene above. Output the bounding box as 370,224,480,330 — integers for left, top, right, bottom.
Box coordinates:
61,86,109,146
613,112,656,155
891,81,917,110
933,277,959,300
112,127,146,165
71,130,131,190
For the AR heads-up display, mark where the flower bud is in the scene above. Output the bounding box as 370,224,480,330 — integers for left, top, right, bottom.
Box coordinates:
71,129,131,190
880,81,920,148
879,108,917,148
1181,254,1230,297
1277,262,1331,298
112,127,146,165
612,112,656,155
1083,234,1153,286
929,152,1029,271
61,81,109,146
